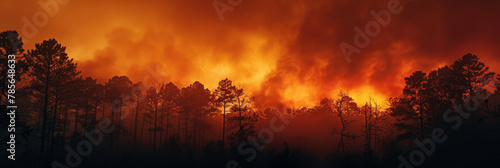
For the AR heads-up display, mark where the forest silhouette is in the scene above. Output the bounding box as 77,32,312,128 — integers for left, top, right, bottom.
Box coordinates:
1,30,500,168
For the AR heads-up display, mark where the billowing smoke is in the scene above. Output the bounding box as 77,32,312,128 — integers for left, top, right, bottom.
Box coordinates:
1,0,499,108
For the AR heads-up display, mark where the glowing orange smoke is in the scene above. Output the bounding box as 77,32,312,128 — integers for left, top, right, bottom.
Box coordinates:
1,0,499,109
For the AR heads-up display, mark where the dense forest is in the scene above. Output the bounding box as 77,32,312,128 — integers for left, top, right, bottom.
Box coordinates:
1,30,500,168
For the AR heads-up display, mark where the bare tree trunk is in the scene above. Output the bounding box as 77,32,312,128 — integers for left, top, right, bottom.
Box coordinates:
153,101,158,154
185,111,189,147
110,104,114,153
239,99,242,134
41,75,50,157
222,102,226,146
94,102,98,129
140,111,146,150
178,112,181,137
133,97,140,149
117,100,122,150
49,95,60,153
84,99,89,130
192,117,197,151
166,108,170,144
63,105,67,139
338,104,345,156
130,101,135,144
363,104,373,161
159,107,164,150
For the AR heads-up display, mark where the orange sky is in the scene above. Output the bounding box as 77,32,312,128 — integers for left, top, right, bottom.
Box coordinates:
1,0,499,108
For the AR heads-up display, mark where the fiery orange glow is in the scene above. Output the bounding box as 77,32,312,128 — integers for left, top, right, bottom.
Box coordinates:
1,0,499,108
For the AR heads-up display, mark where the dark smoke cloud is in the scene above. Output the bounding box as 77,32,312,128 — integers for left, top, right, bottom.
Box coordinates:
1,0,499,108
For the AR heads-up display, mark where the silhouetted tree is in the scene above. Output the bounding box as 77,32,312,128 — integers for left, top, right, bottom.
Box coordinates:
331,91,357,156
452,54,493,97
0,30,27,104
483,79,500,113
178,81,214,150
131,82,144,150
214,78,237,146
47,73,81,151
403,71,428,139
392,54,494,144
226,86,258,146
360,98,389,161
25,39,80,158
78,77,99,130
145,86,161,153
105,76,132,152
361,100,374,161
451,54,494,131
159,82,180,145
